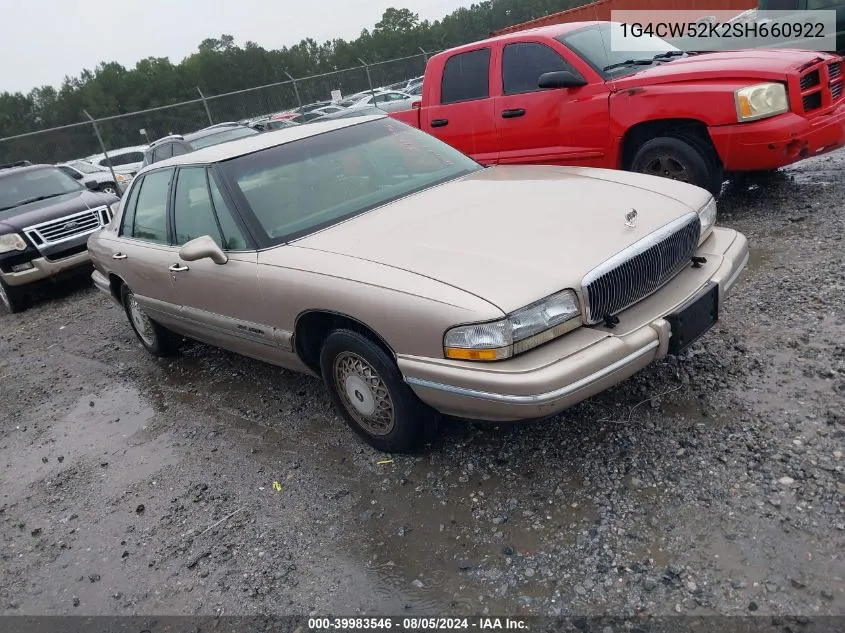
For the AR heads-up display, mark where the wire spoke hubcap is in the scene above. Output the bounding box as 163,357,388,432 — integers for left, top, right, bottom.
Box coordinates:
128,294,155,347
333,352,395,436
645,155,689,182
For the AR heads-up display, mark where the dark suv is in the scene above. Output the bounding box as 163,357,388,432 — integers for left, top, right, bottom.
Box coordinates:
141,123,259,168
0,162,119,313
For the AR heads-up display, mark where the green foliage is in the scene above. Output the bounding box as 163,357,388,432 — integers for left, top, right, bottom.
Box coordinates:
0,0,585,162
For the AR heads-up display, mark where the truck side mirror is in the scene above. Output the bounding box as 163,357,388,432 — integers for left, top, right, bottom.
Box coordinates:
538,71,588,89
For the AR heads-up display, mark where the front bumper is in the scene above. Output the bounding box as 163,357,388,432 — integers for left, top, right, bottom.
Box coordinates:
0,249,92,287
399,227,749,422
709,101,845,172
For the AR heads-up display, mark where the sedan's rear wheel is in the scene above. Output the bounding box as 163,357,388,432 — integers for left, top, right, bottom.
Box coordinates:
320,329,439,452
120,284,178,356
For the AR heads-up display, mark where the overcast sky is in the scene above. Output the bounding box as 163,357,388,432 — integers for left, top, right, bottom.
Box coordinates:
0,0,477,94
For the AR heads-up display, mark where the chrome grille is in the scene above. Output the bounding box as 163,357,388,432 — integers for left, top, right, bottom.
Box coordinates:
582,214,700,325
24,207,110,248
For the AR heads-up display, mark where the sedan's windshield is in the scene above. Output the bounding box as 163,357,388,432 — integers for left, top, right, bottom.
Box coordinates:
218,118,481,244
0,167,83,211
558,22,681,76
188,127,258,150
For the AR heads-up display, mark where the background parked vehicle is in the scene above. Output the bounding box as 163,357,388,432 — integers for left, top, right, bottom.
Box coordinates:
88,145,149,177
343,90,415,112
0,163,118,313
290,105,344,123
57,160,131,196
391,20,845,196
245,116,300,132
140,124,259,168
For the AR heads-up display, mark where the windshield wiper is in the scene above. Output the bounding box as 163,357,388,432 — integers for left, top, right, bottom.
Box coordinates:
6,193,65,208
602,58,656,72
652,50,687,60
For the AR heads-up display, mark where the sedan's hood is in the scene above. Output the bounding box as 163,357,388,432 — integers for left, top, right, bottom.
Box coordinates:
0,189,117,232
293,166,710,313
614,49,832,88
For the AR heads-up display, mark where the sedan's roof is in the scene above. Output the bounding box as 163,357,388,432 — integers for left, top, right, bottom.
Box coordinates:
147,115,387,171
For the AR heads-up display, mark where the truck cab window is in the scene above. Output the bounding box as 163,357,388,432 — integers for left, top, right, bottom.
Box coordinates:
440,48,491,104
502,42,572,95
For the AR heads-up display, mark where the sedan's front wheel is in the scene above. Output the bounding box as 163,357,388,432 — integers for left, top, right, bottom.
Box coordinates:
121,284,179,357
320,329,439,452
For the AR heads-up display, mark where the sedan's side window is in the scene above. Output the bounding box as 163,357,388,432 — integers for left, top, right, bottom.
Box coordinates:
502,42,573,95
118,178,143,237
130,169,173,244
172,167,247,251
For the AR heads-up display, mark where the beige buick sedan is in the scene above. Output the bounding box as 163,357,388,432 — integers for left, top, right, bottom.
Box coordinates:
87,115,749,452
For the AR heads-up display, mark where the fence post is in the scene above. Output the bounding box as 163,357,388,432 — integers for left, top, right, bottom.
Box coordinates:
358,58,376,98
196,87,214,125
82,110,118,187
284,71,302,109
419,47,429,63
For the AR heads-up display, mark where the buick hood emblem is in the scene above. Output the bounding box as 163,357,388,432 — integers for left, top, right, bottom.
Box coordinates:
625,208,638,228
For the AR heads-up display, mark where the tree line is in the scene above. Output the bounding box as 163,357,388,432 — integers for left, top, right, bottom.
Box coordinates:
0,0,586,162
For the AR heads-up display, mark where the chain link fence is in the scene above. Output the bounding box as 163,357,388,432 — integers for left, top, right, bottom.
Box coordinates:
0,51,434,168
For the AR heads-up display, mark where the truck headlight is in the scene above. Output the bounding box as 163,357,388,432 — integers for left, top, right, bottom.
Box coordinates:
698,196,717,245
444,289,581,361
735,83,788,122
0,233,27,254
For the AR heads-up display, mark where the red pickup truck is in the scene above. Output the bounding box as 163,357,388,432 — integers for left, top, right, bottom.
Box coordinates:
390,21,845,195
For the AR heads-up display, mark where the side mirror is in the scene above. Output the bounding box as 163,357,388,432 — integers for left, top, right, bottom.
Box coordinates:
538,70,588,90
84,180,99,190
178,235,228,265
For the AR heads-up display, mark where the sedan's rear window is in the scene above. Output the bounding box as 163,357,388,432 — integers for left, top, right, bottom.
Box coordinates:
217,118,481,245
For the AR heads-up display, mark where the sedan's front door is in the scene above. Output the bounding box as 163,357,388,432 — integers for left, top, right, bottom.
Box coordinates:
167,166,284,363
111,168,181,329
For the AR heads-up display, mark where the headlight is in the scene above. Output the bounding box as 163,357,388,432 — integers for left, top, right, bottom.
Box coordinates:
0,233,27,254
444,289,581,361
115,174,130,183
697,196,717,245
735,83,788,122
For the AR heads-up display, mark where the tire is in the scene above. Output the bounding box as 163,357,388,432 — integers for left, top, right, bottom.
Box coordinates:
120,284,179,356
0,278,31,314
319,329,439,453
99,183,118,196
630,135,724,197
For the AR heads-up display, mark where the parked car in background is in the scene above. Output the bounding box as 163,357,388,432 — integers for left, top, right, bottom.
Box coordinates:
390,20,845,196
88,145,149,177
57,161,132,196
290,105,345,123
343,90,415,112
0,162,119,313
246,116,300,132
140,124,259,168
309,106,386,122
87,114,747,452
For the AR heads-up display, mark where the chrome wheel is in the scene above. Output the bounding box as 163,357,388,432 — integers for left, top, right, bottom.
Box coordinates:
128,293,155,347
0,283,9,310
101,185,117,195
333,351,395,436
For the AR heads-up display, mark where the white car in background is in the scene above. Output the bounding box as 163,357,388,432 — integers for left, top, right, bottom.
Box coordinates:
341,90,415,113
56,160,132,196
87,145,149,177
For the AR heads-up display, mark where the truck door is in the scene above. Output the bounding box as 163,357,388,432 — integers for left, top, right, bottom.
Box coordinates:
494,40,612,167
421,47,499,163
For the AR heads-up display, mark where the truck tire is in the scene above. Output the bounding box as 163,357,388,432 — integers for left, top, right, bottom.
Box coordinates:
98,182,118,196
630,135,723,197
0,278,31,314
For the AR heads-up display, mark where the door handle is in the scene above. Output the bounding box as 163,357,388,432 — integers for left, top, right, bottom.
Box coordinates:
501,108,526,119
112,252,127,260
168,263,189,273
430,118,449,128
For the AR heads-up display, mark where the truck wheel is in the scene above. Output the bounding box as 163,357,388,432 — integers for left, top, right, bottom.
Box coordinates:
121,284,179,356
631,135,723,197
320,329,439,453
99,183,118,196
0,279,32,314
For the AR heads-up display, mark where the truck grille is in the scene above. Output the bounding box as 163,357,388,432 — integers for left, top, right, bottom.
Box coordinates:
581,214,700,325
24,206,111,248
799,61,844,114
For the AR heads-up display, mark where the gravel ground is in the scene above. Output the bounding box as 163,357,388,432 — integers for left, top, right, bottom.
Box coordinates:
0,151,843,618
